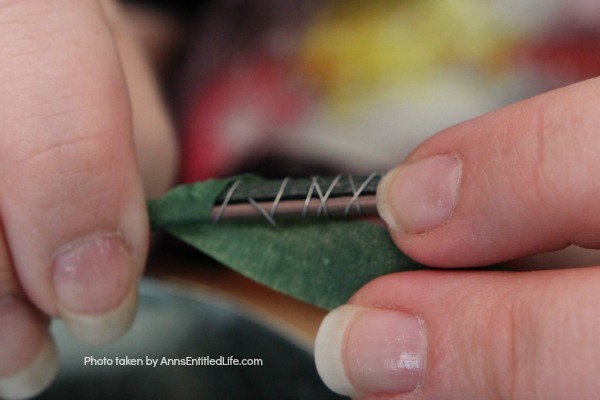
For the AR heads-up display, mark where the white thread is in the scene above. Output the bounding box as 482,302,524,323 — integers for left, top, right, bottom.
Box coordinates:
212,179,242,223
319,175,343,217
344,173,380,217
270,177,290,218
249,197,277,226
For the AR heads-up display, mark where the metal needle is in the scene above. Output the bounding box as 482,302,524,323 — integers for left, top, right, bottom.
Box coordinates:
210,174,382,224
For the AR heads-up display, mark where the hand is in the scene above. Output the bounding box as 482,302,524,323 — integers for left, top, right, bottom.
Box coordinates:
0,1,178,398
315,77,600,399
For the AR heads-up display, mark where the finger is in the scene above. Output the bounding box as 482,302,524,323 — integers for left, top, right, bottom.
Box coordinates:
121,1,185,76
0,228,57,399
102,0,179,198
315,268,600,399
0,0,148,344
376,77,600,267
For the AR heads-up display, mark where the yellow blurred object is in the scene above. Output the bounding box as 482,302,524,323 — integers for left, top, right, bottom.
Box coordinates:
297,0,515,108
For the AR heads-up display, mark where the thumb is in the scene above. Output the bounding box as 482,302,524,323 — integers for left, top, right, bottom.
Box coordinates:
315,268,600,399
376,77,600,267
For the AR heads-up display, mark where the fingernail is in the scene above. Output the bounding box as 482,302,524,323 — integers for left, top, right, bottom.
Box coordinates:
315,305,425,397
0,297,58,399
377,154,461,234
53,233,137,345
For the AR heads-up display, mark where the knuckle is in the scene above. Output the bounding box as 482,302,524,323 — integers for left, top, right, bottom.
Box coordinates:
493,99,552,209
475,284,534,400
22,130,108,171
1,90,109,164
1,93,120,182
0,123,119,212
480,280,573,400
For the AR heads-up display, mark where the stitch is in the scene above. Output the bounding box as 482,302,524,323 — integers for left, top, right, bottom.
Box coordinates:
270,177,289,218
249,198,277,227
212,179,242,223
344,173,380,217
318,174,343,217
303,178,317,218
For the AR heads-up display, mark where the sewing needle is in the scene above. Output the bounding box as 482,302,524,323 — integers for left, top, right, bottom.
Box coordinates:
210,173,382,224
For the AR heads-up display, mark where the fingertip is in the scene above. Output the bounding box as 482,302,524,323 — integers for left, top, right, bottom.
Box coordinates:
377,154,462,235
376,167,402,232
315,304,425,397
53,233,139,345
0,335,58,400
315,305,363,398
59,287,137,345
0,297,58,399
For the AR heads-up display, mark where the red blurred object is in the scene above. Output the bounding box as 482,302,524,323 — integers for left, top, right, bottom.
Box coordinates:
521,27,600,84
180,59,309,182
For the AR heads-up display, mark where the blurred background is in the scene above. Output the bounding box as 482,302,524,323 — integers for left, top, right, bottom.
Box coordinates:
47,0,600,398
124,0,600,180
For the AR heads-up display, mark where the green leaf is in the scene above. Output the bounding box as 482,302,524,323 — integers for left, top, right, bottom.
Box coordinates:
148,175,260,230
148,177,422,310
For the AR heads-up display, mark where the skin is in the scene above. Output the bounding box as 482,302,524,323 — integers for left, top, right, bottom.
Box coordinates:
333,76,600,399
0,0,177,392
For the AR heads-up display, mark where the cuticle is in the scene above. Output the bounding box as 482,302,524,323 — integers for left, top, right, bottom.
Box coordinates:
52,230,125,261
